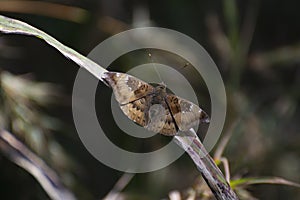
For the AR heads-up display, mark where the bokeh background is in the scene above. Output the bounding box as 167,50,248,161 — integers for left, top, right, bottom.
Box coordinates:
0,0,299,199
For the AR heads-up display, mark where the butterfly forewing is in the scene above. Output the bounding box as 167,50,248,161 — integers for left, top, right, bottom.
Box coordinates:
166,94,209,132
102,72,154,104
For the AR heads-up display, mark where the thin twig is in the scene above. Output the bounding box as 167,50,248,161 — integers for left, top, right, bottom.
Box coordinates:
103,173,135,200
174,129,239,200
220,157,231,183
214,119,240,160
169,190,182,200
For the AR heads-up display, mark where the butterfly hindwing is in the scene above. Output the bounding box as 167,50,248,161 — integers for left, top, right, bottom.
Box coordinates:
145,99,178,136
166,94,209,132
158,109,178,136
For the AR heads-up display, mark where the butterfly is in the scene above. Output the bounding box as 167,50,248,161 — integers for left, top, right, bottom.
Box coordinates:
102,71,209,136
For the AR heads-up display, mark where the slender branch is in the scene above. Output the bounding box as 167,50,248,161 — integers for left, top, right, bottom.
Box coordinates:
214,119,240,160
174,129,239,200
220,157,231,183
103,173,135,200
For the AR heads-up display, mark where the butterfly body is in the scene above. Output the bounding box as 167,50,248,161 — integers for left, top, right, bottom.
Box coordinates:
102,71,209,136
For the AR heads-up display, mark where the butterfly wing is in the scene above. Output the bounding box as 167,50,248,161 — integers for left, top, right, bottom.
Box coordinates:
120,97,149,127
119,94,178,136
102,71,208,135
145,100,178,136
102,71,155,104
166,94,209,132
157,109,178,136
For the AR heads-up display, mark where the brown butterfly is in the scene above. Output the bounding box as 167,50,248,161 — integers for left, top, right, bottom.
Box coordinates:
102,71,209,136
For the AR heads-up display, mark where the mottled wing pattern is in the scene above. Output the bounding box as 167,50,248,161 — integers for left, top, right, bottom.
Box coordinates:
145,100,178,136
102,72,154,104
102,71,209,136
120,94,178,136
158,109,178,136
120,97,149,127
166,94,209,132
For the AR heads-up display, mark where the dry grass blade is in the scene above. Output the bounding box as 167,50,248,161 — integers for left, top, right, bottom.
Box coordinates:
0,15,107,80
231,177,300,188
0,129,76,200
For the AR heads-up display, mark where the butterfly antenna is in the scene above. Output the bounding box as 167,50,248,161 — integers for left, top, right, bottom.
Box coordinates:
148,53,164,84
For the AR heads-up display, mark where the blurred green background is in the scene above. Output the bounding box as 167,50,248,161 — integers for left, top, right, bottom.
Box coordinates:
0,0,299,199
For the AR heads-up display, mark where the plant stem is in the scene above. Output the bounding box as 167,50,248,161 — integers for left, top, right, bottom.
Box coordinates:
174,129,239,200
